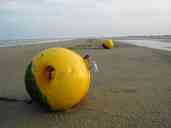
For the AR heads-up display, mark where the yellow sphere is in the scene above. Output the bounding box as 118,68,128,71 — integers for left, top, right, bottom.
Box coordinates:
102,39,113,49
25,48,91,111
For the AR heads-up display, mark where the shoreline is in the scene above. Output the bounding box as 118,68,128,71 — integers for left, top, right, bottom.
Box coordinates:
1,38,171,52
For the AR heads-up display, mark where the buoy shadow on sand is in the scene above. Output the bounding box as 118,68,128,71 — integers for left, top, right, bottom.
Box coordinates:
0,98,87,114
67,44,119,50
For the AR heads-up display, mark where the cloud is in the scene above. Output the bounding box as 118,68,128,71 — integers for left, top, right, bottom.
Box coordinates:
111,0,171,35
0,0,113,39
0,0,170,39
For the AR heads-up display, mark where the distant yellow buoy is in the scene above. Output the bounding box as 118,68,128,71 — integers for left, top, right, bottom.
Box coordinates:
102,39,113,49
25,48,91,111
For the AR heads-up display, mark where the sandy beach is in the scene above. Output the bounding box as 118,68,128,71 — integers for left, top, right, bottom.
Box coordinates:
0,39,171,128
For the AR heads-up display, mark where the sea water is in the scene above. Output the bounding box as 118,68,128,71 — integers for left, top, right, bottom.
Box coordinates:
119,39,171,51
0,38,72,48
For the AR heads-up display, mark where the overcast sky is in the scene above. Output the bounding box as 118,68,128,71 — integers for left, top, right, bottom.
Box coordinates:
0,0,170,39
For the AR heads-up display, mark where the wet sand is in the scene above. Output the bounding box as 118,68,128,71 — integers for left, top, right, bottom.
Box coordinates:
0,39,171,128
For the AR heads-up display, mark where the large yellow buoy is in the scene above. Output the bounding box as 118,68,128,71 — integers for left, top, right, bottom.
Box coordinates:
25,48,91,111
102,39,113,49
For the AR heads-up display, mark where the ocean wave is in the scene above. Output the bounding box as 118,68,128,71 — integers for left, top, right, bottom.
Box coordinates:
0,39,72,48
118,39,171,51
